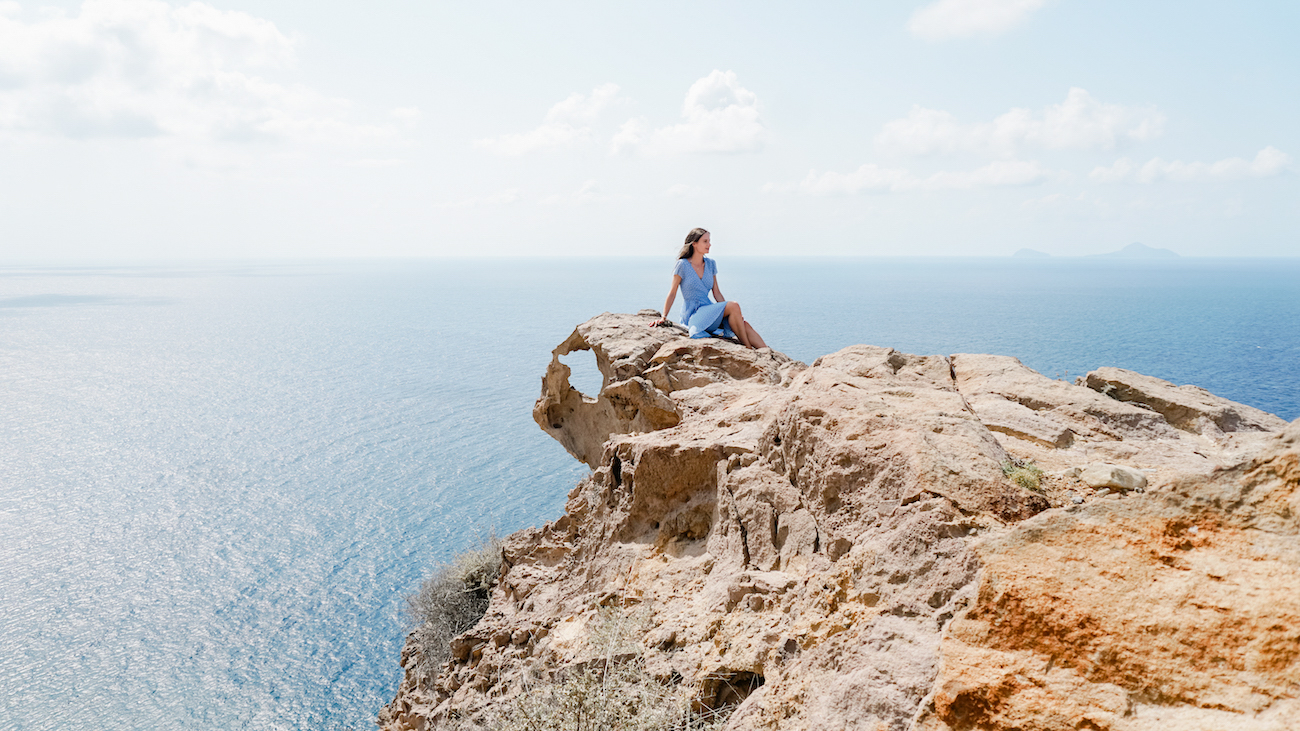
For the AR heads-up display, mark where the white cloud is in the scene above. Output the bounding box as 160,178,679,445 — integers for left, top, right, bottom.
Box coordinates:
792,164,916,195
1087,158,1135,183
1090,146,1291,183
876,88,1164,157
475,83,621,156
663,183,704,197
390,107,422,126
787,159,1055,195
609,117,650,155
351,158,406,168
928,159,1056,187
0,0,393,145
908,0,1048,41
547,85,622,125
612,70,768,155
539,179,624,206
443,188,523,208
573,179,604,203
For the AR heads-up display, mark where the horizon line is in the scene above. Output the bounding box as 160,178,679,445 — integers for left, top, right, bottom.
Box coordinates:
3,253,1300,266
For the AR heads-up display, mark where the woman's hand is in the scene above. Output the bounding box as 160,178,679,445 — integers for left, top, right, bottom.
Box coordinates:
656,276,681,329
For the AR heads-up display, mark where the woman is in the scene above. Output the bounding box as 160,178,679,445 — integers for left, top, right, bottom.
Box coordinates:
650,228,768,349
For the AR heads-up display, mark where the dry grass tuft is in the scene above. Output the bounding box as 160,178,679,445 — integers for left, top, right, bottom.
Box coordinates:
1002,458,1045,492
406,533,503,686
405,557,742,730
467,608,733,731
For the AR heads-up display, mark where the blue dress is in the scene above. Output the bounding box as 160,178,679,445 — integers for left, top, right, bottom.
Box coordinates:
673,258,735,339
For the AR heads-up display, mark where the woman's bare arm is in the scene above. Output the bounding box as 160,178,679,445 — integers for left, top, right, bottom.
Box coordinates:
712,278,725,303
651,275,682,326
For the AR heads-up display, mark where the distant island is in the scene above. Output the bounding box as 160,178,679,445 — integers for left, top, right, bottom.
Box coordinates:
1011,242,1180,258
1012,248,1052,258
1090,242,1179,258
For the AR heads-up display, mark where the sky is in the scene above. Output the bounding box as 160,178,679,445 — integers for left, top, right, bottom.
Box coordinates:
0,0,1296,259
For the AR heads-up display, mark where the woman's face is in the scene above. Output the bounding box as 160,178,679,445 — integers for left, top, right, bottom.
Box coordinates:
697,233,711,255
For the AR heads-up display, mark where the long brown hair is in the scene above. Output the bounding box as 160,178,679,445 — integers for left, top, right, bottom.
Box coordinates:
677,228,709,260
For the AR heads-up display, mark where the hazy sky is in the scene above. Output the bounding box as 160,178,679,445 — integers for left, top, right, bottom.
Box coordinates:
1,0,1296,259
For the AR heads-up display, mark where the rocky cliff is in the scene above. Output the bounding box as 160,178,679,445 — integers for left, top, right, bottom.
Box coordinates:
381,311,1298,731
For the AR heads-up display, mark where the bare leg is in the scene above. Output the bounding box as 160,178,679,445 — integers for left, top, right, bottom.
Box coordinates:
745,322,767,349
724,301,754,348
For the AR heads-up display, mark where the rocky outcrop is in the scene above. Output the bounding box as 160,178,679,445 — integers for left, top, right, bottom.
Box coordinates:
532,313,696,467
1083,366,1288,437
381,312,1297,731
919,420,1300,731
951,353,1281,487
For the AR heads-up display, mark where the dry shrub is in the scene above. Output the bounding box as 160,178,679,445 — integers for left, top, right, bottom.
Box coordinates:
485,608,732,731
492,661,728,731
405,563,739,731
1001,458,1045,492
406,533,503,686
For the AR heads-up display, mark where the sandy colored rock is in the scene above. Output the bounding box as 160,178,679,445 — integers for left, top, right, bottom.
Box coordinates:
532,311,688,467
1085,366,1288,437
952,353,1180,443
1079,462,1148,491
381,313,1296,731
918,419,1300,731
950,353,1274,488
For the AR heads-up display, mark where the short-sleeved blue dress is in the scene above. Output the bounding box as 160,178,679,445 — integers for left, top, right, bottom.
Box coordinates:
674,257,735,339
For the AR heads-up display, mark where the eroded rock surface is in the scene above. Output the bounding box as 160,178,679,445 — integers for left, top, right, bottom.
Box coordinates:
1084,366,1288,437
952,353,1279,486
381,313,1296,731
918,420,1300,731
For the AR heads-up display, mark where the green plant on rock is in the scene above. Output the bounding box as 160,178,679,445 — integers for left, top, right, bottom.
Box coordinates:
1001,458,1045,493
406,532,503,687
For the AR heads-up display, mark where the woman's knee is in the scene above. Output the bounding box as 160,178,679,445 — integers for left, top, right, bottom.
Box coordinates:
726,301,743,316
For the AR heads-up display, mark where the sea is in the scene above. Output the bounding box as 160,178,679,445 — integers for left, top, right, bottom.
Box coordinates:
1,257,1297,730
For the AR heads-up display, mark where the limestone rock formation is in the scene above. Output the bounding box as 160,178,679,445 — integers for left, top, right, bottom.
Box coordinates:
380,312,1297,731
1078,463,1148,492
951,353,1278,485
919,420,1300,731
1083,366,1288,437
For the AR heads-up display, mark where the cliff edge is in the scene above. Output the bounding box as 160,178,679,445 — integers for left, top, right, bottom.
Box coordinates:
381,311,1298,731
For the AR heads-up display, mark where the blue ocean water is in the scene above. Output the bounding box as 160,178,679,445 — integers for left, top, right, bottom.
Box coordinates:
0,257,1296,730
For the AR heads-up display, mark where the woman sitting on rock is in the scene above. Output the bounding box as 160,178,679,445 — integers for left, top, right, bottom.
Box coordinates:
650,227,768,349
